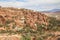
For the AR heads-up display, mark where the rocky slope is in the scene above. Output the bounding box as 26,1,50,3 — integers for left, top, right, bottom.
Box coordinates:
0,7,60,40
0,7,49,31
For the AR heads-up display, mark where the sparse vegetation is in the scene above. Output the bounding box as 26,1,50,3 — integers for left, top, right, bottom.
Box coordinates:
47,17,60,31
0,7,60,40
21,33,31,40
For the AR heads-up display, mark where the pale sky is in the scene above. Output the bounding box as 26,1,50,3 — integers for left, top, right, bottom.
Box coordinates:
0,0,60,11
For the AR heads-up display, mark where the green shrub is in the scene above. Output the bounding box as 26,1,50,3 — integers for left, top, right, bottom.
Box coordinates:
21,34,31,40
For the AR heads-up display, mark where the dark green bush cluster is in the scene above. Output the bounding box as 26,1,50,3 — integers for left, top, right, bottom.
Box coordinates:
47,17,60,31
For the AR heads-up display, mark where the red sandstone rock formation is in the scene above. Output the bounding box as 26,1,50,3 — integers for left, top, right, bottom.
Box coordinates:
0,7,49,30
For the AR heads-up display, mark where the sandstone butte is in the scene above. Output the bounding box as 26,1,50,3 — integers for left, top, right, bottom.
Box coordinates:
0,7,60,40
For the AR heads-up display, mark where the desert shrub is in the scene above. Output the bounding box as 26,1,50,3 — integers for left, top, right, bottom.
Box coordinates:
0,24,3,27
12,23,16,29
47,17,60,31
36,37,43,40
5,20,14,24
21,33,31,40
0,30,6,33
5,20,11,24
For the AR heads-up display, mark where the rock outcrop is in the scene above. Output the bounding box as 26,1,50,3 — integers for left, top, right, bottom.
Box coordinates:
0,7,49,30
